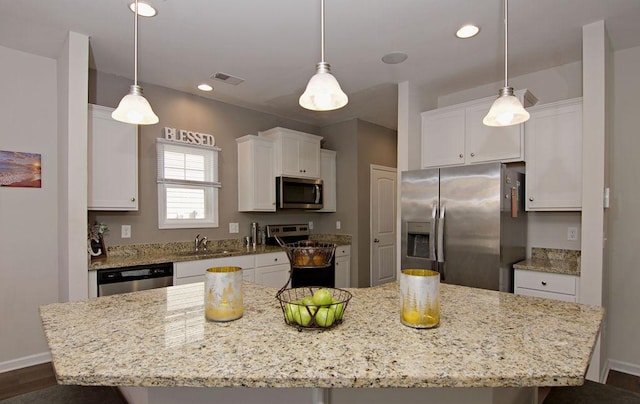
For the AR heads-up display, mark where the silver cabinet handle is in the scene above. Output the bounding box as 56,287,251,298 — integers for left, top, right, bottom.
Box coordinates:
374,238,380,243
470,152,475,157
131,197,136,202
459,153,463,158
541,281,547,286
529,197,534,202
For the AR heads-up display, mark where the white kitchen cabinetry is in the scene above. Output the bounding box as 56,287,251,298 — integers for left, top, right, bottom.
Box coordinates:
254,251,290,288
334,245,351,288
259,127,322,179
524,98,583,211
237,135,276,212
173,255,254,286
421,90,537,168
317,149,337,212
88,104,138,211
514,269,579,303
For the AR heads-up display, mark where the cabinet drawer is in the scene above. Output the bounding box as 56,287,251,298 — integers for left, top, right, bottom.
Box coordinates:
514,269,577,295
335,245,350,257
255,252,288,267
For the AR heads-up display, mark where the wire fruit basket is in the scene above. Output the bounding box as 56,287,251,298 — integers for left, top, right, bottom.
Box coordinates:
276,286,352,331
276,239,337,269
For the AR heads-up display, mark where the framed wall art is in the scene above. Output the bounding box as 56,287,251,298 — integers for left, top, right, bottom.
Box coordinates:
0,150,41,188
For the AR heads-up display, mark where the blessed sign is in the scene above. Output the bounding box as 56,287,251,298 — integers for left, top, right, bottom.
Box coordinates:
164,127,215,147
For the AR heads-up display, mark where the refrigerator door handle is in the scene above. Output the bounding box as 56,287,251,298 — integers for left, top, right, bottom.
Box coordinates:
430,204,437,263
437,205,445,263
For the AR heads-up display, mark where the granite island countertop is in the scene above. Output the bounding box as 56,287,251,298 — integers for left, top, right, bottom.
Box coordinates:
39,281,603,389
513,248,581,276
89,235,352,271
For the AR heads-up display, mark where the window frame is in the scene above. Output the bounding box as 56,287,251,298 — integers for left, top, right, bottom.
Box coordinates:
156,139,221,229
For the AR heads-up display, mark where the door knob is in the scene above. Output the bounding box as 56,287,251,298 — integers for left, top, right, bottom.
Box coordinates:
374,238,380,243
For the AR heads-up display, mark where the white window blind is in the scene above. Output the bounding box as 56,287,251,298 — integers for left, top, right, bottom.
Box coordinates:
156,139,221,229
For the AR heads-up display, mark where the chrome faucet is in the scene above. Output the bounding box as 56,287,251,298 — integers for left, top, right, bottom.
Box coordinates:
194,234,208,251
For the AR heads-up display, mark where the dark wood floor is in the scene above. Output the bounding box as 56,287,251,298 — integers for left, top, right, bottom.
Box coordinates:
0,363,639,401
0,362,57,401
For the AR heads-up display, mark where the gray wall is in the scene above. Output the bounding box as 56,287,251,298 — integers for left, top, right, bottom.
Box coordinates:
319,119,398,286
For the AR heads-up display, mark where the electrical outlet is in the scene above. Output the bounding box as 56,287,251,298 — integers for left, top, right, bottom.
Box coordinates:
229,222,239,233
567,227,578,241
336,221,341,230
121,225,131,239
308,221,314,230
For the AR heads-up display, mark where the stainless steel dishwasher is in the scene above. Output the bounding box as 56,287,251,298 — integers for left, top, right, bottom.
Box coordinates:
97,262,173,296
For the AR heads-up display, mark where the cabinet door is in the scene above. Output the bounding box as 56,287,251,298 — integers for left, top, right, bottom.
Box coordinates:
298,137,321,177
88,104,138,210
255,264,290,288
317,150,337,212
525,99,582,211
421,108,465,168
281,134,301,176
237,135,276,212
174,255,254,284
465,101,523,164
335,246,351,288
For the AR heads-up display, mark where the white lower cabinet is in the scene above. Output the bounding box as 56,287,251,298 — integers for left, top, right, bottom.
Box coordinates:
174,255,254,286
335,246,351,288
254,252,290,288
514,269,578,303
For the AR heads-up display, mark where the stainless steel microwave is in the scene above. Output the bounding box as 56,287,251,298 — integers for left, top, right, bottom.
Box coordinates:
276,176,323,209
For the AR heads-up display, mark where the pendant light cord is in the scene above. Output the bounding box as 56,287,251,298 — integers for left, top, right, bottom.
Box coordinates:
503,0,508,87
320,0,325,63
134,0,139,86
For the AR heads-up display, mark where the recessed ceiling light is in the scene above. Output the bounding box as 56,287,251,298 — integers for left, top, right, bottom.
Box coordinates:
456,24,480,39
381,51,408,65
129,2,157,17
197,83,214,92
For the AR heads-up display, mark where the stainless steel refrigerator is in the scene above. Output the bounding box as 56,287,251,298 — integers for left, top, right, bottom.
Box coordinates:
401,162,526,292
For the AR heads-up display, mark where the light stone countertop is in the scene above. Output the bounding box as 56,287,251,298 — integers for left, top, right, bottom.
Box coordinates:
39,281,603,389
89,235,352,271
513,248,581,276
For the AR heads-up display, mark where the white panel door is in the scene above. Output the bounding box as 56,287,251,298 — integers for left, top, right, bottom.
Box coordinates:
370,165,397,286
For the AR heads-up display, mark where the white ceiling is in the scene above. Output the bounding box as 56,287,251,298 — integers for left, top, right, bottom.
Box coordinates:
2,0,640,130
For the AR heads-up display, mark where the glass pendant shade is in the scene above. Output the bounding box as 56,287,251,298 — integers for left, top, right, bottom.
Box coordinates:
299,62,348,111
483,87,529,127
112,85,159,125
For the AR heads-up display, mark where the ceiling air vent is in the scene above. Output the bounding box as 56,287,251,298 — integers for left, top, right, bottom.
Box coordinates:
211,72,245,85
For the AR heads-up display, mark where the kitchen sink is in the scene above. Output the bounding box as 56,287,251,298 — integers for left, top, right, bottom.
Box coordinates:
177,249,240,257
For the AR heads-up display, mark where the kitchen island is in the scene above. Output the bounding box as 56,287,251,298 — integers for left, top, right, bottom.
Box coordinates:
39,282,603,404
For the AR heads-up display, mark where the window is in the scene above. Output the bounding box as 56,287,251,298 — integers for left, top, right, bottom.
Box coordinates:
157,139,220,229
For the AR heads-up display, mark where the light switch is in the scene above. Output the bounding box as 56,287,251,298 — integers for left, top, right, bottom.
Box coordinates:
121,225,131,239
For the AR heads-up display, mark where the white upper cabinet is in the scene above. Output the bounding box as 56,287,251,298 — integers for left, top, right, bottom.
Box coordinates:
237,135,276,212
259,127,322,178
317,149,337,212
524,98,583,211
88,104,138,211
421,90,537,168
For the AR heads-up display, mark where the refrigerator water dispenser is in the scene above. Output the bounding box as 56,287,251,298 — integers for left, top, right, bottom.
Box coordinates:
406,222,431,260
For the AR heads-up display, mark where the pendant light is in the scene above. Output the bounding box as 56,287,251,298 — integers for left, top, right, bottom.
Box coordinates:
112,0,159,125
299,0,348,111
483,0,529,127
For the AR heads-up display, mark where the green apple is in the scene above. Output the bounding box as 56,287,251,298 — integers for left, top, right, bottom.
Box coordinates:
295,306,312,326
301,296,318,314
315,307,335,327
284,303,295,323
312,288,333,306
330,302,345,320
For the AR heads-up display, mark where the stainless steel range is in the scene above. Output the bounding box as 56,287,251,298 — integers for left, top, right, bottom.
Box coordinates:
265,224,335,288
